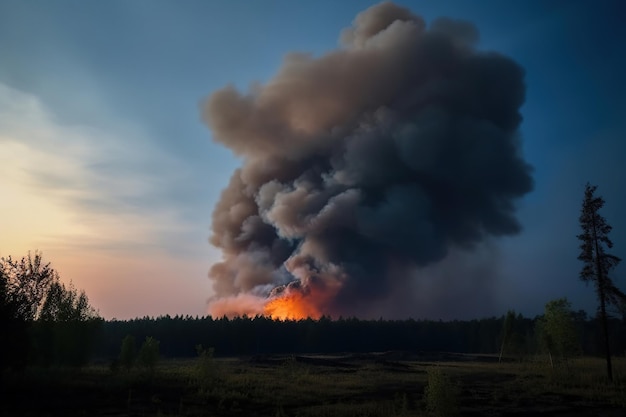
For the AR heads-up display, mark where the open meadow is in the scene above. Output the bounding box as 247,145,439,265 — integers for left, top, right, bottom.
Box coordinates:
2,353,626,416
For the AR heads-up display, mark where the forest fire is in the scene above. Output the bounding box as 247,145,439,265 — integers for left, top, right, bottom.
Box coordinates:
263,292,322,321
262,279,339,320
205,1,533,319
206,277,340,320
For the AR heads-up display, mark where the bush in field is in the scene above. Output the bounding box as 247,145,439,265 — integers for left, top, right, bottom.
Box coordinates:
119,335,136,371
194,345,221,394
137,336,160,373
536,298,581,369
424,367,458,417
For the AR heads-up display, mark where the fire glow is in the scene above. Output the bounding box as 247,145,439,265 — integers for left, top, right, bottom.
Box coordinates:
263,278,342,320
262,276,342,320
207,277,340,320
263,291,322,321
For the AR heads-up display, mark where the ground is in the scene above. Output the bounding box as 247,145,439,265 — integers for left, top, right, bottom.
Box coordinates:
2,353,625,416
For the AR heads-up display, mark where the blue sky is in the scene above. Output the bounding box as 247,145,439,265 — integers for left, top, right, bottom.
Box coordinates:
0,0,624,319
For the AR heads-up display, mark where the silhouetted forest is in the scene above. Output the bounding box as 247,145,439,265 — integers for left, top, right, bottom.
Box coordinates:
93,313,626,360
4,254,626,371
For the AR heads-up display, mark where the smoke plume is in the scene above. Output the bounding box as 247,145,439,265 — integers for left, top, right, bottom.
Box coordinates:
203,2,533,319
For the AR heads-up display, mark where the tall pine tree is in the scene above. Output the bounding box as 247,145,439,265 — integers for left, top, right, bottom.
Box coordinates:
578,183,624,381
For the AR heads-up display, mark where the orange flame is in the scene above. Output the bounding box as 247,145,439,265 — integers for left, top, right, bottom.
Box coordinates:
208,279,342,321
263,291,323,320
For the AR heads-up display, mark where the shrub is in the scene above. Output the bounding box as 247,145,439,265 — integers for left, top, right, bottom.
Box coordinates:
424,367,458,417
119,335,136,371
194,345,221,394
137,336,160,373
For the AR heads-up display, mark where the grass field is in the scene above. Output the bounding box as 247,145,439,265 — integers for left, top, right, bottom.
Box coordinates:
2,353,626,416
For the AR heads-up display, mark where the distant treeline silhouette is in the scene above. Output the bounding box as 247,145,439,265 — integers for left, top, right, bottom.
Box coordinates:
94,313,626,360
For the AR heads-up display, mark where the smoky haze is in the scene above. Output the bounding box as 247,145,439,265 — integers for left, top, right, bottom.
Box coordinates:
203,1,533,318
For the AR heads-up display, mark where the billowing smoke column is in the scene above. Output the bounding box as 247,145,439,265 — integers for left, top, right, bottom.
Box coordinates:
204,2,533,319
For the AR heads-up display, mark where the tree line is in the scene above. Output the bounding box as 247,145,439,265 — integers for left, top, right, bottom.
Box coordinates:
2,254,625,370
93,183,624,374
93,310,626,361
1,183,623,379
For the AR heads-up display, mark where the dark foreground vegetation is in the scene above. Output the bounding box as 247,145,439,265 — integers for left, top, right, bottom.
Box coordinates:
3,312,626,416
3,353,626,416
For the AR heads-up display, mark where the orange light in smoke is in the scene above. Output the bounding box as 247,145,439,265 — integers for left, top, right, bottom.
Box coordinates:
263,291,322,321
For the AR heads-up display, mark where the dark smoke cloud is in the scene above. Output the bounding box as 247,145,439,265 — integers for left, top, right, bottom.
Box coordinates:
203,1,533,317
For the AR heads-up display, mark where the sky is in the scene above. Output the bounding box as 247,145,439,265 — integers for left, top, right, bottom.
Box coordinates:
0,0,624,320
